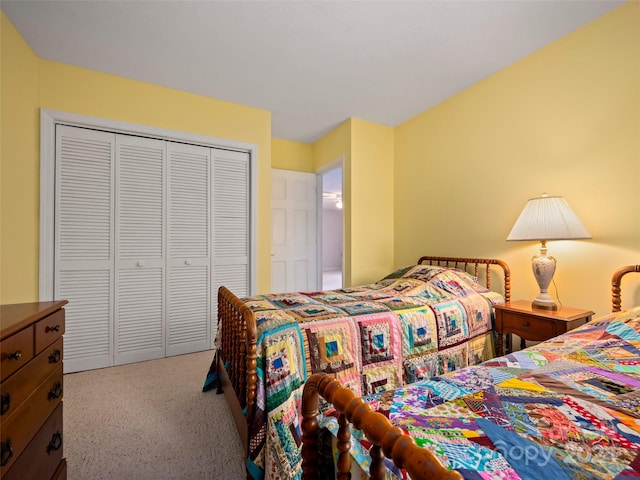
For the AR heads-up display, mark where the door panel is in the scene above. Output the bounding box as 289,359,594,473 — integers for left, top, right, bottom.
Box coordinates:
271,169,317,293
167,143,211,355
212,150,251,342
55,126,115,373
115,136,166,365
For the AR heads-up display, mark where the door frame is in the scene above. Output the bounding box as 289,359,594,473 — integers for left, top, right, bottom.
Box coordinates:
39,109,258,300
316,156,345,289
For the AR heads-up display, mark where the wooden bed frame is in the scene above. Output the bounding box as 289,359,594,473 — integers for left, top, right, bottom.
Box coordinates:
298,263,640,479
214,256,511,459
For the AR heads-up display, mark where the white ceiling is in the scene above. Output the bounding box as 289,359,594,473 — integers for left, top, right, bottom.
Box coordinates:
2,0,622,143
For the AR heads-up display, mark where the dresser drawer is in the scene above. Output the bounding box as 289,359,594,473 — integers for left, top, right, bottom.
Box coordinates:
1,338,63,419
0,366,63,474
0,327,34,382
3,403,64,480
35,309,65,353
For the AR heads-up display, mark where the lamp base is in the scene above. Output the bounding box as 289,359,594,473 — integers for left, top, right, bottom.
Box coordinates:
531,242,558,311
532,295,558,311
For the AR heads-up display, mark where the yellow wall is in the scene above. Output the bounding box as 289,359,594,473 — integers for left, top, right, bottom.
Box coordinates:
394,3,640,318
1,11,273,303
350,118,394,285
271,138,313,172
310,118,395,287
1,13,40,303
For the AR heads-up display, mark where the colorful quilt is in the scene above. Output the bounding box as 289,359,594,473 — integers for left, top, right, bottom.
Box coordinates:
237,264,505,480
320,305,640,480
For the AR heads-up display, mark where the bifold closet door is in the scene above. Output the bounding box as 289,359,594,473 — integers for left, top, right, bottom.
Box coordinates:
114,135,166,366
167,142,212,356
211,149,251,342
54,124,251,372
55,126,115,373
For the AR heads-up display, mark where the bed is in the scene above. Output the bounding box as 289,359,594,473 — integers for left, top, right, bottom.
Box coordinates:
301,264,640,479
205,256,511,479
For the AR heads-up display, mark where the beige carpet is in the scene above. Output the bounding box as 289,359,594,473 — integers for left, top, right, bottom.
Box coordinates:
63,350,245,479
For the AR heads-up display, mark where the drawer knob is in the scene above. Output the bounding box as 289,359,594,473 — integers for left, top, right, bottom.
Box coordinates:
47,432,63,454
48,381,63,400
7,350,21,361
48,349,62,364
522,321,530,327
46,324,61,333
0,439,13,466
0,393,10,416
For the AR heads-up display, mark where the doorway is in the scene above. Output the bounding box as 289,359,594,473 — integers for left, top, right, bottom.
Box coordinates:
320,165,343,290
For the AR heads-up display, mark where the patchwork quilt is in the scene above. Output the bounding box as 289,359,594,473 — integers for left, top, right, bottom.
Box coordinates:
321,305,640,480
240,264,505,480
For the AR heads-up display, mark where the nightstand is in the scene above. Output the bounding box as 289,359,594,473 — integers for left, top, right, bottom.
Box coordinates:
494,300,594,356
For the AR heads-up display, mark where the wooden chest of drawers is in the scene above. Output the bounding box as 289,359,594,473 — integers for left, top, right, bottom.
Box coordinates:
1,301,68,480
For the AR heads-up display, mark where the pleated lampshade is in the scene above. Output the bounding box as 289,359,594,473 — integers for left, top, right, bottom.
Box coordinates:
507,195,591,242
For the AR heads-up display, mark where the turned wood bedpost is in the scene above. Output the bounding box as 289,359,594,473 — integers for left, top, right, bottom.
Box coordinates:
244,307,258,426
301,373,327,479
336,414,352,480
496,259,511,303
612,265,640,312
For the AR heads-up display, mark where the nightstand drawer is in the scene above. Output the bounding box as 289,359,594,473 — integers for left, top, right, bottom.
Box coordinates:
500,314,556,340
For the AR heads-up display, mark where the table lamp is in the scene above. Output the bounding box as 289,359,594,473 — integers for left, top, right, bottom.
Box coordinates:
507,194,591,310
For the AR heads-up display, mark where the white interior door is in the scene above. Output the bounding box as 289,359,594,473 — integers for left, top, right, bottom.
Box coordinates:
271,169,318,293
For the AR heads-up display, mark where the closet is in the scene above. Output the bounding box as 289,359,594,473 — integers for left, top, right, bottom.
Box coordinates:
52,124,251,373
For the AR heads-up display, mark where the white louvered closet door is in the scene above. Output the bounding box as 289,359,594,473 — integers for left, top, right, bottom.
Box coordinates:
212,149,251,341
55,126,115,373
115,136,166,365
167,143,211,355
53,123,252,372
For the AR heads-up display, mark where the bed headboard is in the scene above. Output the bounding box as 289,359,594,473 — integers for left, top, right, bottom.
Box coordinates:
417,256,511,303
612,265,640,312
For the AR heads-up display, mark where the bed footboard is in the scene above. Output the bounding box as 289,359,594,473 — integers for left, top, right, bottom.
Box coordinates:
301,373,463,480
216,286,258,451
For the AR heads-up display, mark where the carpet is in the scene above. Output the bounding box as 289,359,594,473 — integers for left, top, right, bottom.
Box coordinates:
63,350,245,479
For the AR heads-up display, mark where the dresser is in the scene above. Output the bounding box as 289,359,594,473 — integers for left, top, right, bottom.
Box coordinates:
1,301,68,480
